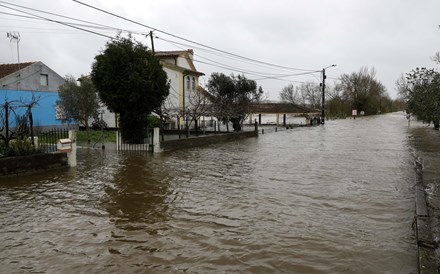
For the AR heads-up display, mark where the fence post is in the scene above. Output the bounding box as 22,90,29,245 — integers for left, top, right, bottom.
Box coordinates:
116,130,120,151
153,127,162,153
68,129,77,167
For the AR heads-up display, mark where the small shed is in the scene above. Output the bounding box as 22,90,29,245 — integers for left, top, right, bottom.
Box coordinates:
249,103,319,126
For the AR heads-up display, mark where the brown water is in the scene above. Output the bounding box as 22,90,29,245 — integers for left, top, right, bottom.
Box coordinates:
0,113,419,273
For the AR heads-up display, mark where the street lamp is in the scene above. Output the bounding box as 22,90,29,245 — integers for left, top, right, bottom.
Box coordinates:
321,64,337,124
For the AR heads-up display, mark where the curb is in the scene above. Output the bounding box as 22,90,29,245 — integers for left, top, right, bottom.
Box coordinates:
414,157,438,274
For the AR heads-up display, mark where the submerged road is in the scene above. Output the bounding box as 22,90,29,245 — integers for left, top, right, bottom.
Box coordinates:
0,112,419,273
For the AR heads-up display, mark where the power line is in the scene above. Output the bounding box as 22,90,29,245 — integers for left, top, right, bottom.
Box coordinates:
0,3,114,39
72,0,318,73
0,1,334,89
0,6,139,36
0,1,119,32
158,36,334,86
156,36,318,74
161,36,320,78
159,35,321,86
1,1,325,78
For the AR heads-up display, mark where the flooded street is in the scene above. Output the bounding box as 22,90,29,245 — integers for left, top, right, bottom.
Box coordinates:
0,113,421,273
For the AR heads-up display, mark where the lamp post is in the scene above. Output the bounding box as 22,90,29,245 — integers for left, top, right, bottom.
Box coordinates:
321,64,337,124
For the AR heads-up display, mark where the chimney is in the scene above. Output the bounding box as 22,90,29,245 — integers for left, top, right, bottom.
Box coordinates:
187,49,194,60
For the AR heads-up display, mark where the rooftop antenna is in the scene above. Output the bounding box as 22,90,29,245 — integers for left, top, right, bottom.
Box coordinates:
7,32,20,63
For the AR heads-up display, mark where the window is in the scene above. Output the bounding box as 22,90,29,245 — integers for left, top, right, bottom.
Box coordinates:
40,74,48,86
186,76,190,90
191,77,196,91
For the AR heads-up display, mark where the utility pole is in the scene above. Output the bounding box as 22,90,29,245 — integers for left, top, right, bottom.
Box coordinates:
7,32,20,63
321,68,326,124
149,30,155,54
321,64,337,124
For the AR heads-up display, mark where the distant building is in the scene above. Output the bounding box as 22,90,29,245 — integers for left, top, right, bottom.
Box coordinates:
0,62,66,127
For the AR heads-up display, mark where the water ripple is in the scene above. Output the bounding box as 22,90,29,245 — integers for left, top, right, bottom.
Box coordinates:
0,113,418,273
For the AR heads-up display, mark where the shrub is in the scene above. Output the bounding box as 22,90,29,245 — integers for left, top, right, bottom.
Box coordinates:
0,139,43,158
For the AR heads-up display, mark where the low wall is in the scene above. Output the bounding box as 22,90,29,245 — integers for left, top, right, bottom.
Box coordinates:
160,131,258,152
414,158,438,273
0,152,68,177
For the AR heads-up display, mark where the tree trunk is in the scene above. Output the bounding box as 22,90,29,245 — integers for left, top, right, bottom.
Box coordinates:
231,117,242,131
85,120,91,144
120,112,146,143
434,120,439,130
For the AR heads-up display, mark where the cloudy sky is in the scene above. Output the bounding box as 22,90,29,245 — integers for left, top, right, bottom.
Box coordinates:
1,0,439,100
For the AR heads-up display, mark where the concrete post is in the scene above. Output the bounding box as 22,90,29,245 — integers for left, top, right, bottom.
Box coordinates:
153,127,162,153
116,130,119,151
68,129,77,167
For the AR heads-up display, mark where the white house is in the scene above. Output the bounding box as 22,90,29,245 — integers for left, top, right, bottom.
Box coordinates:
155,49,205,129
90,49,208,130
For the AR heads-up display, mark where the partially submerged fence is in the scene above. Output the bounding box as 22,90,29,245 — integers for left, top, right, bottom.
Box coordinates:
116,126,259,153
37,128,69,153
116,129,153,152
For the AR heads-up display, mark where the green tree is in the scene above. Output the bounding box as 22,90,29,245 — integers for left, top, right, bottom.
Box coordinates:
91,37,169,143
57,75,99,143
398,67,440,129
334,67,387,116
207,73,261,131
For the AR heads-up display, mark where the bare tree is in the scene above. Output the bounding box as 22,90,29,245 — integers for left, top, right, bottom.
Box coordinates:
431,52,440,64
0,96,39,149
187,86,212,133
279,84,301,105
279,82,321,109
301,82,321,109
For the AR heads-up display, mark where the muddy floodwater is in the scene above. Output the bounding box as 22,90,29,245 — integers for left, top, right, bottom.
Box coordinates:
0,113,422,273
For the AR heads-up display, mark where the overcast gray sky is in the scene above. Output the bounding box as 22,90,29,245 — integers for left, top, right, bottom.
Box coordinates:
1,0,439,100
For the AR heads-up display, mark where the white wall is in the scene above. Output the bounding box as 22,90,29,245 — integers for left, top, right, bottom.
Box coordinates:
163,67,180,115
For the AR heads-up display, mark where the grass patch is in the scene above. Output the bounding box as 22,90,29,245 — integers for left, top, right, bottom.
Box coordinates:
77,129,117,143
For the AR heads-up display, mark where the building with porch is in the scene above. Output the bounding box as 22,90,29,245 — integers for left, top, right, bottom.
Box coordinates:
249,102,319,126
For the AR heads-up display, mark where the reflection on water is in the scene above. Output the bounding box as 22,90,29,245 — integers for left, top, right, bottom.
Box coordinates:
0,113,419,273
105,154,171,230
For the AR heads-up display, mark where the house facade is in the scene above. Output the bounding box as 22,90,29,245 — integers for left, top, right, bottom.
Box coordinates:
155,49,205,129
0,61,64,92
0,62,66,128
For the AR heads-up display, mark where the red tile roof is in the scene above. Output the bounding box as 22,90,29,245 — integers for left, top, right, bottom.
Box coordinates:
0,62,35,79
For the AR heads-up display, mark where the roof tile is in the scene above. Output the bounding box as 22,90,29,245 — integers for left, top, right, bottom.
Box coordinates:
0,62,35,79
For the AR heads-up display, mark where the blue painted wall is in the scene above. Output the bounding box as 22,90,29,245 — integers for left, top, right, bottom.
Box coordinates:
0,89,66,127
